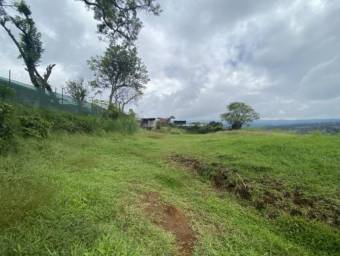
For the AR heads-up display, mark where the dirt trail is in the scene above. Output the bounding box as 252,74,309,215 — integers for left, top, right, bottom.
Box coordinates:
143,192,196,256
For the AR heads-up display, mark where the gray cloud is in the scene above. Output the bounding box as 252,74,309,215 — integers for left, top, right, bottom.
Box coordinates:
1,0,340,120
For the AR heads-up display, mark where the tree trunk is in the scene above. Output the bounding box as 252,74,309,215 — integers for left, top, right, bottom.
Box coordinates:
108,88,115,110
232,122,243,130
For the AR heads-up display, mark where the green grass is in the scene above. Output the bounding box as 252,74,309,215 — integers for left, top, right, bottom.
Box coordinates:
0,131,339,255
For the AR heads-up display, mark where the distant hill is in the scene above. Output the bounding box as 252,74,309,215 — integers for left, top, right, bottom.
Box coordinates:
251,119,340,127
251,119,340,133
187,118,340,134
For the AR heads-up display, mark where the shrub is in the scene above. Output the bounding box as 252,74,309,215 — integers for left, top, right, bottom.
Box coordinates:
102,115,138,134
185,121,224,134
0,85,15,101
73,116,98,133
20,115,52,138
103,105,121,120
0,103,15,153
1,101,139,151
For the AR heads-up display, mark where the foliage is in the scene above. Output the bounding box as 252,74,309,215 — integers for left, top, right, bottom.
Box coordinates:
89,44,148,111
79,0,161,43
0,103,15,152
221,102,260,129
0,102,138,140
0,0,55,93
184,121,224,134
20,115,52,138
65,78,89,110
0,84,15,100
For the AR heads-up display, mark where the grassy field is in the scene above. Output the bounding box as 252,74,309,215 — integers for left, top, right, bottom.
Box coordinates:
0,130,339,255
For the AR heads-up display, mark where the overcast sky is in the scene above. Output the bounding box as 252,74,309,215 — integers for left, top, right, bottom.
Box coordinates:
1,0,340,120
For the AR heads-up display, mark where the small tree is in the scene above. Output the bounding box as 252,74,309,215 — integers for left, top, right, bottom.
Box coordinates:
65,79,89,111
0,0,55,93
221,102,259,130
88,44,149,111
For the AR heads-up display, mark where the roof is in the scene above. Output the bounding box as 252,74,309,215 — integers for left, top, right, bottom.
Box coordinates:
141,118,157,121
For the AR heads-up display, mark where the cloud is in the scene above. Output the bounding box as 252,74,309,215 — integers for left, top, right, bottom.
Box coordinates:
1,0,340,120
298,58,340,100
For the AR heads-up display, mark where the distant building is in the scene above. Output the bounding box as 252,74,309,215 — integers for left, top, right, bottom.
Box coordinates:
173,120,187,127
140,118,158,129
158,117,171,126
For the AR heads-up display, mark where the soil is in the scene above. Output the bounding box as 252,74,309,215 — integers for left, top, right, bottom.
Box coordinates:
169,154,340,228
170,154,252,201
143,192,197,256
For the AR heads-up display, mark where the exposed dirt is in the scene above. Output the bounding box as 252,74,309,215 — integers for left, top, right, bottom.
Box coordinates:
169,154,340,228
143,192,197,256
169,154,252,201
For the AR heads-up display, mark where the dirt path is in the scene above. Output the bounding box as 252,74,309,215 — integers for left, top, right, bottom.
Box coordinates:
143,192,196,256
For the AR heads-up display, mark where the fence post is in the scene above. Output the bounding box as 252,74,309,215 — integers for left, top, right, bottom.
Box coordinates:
8,70,11,86
61,87,64,105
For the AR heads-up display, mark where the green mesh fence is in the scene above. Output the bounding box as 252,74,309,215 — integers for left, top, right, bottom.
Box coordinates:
0,76,106,115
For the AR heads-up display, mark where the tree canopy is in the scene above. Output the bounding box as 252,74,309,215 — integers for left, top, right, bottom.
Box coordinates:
78,0,160,43
88,44,149,111
221,102,260,130
66,79,89,110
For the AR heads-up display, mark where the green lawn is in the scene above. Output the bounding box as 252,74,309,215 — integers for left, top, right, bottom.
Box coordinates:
0,131,339,255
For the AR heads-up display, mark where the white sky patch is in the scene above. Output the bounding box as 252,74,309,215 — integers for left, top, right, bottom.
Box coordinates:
39,24,58,40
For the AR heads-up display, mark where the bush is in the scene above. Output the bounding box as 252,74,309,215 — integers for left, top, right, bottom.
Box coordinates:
0,103,15,153
20,115,52,138
0,85,15,101
0,101,139,155
40,111,94,133
101,115,138,134
185,121,224,134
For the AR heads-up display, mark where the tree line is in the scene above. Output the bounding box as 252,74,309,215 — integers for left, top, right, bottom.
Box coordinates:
0,0,160,112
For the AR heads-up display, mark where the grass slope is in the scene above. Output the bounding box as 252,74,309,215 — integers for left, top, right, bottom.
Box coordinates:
0,131,339,255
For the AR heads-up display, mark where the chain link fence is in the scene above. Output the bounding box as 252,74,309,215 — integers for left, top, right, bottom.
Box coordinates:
0,75,106,115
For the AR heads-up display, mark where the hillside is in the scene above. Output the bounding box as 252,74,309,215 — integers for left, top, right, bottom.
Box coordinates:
0,131,339,255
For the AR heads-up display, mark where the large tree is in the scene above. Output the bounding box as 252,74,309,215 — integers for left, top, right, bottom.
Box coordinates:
78,0,160,43
221,102,260,130
88,44,148,111
0,0,55,93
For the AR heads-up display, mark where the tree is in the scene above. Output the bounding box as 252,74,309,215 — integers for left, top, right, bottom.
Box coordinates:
221,102,260,130
112,86,143,112
88,44,149,111
78,0,160,43
65,78,89,111
0,0,55,93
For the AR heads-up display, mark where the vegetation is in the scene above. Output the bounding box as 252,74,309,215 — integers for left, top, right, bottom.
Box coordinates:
0,0,55,93
0,84,15,100
1,1,338,255
89,44,149,111
0,100,138,153
79,0,161,43
65,79,89,111
221,102,260,129
184,121,224,134
0,103,14,152
0,130,339,255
